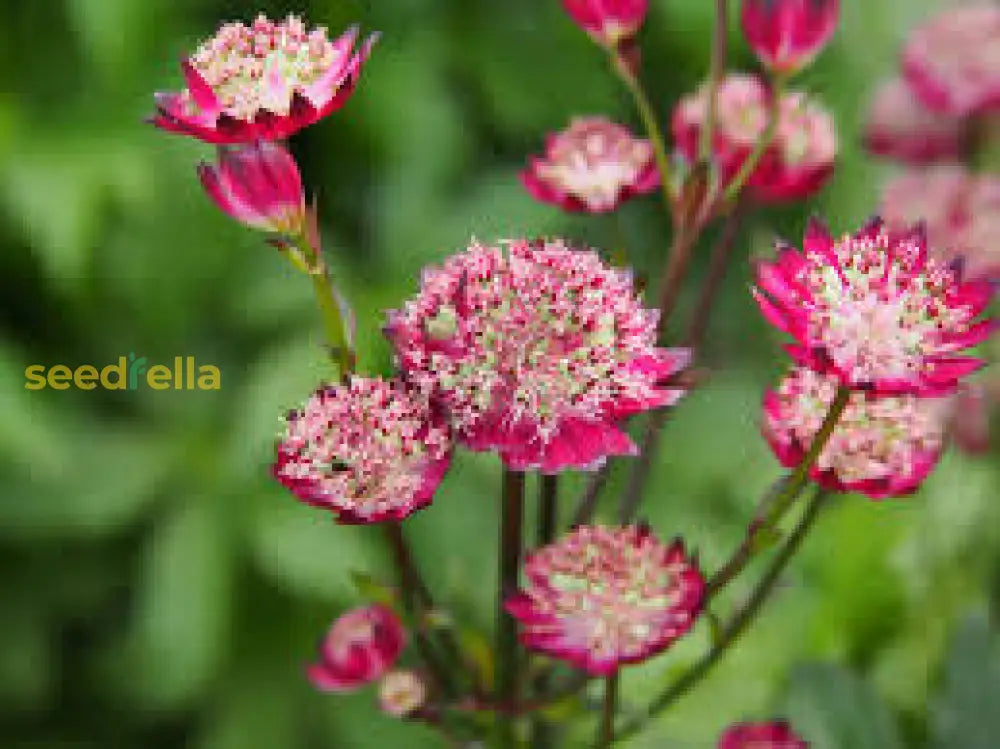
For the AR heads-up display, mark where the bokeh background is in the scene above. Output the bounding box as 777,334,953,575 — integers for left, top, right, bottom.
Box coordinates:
2,0,998,747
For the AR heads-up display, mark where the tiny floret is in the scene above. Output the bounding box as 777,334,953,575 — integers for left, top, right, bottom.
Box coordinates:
719,720,808,749
274,377,451,523
505,525,704,675
378,669,427,717
386,239,690,473
764,367,949,498
308,605,405,692
753,218,993,395
151,14,377,143
522,117,658,213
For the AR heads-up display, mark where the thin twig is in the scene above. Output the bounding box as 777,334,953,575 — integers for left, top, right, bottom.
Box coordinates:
698,0,730,163
494,469,525,747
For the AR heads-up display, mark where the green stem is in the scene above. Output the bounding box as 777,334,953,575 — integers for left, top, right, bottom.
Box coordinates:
494,469,525,747
611,489,832,744
598,671,619,748
699,0,729,163
531,474,560,748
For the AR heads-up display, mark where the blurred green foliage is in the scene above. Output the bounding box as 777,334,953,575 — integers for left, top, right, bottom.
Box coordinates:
1,0,998,747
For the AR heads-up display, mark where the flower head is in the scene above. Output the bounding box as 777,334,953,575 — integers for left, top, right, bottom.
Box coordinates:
505,526,704,675
522,117,658,213
274,377,451,523
673,73,836,203
562,0,649,47
308,605,405,692
882,167,1000,282
196,141,305,233
764,367,949,498
864,78,964,163
151,14,377,144
378,669,427,717
753,217,994,395
903,5,1000,117
741,0,840,74
719,721,808,749
386,239,690,473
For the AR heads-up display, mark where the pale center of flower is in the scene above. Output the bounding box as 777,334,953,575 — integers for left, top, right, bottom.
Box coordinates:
186,14,342,120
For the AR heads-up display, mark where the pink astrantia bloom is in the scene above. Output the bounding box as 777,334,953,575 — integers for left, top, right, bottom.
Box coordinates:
196,141,305,234
882,167,1000,282
672,73,836,203
274,377,451,524
562,0,649,47
308,605,405,692
764,367,949,498
378,669,427,717
753,217,994,395
505,525,704,675
903,5,1000,117
719,720,808,748
741,0,840,75
522,117,658,213
151,14,377,144
864,78,964,163
386,239,690,473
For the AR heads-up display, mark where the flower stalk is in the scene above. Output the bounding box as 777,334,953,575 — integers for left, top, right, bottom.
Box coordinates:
494,469,526,747
599,670,619,747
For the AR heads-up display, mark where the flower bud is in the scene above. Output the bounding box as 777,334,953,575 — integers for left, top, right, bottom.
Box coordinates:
378,669,427,717
562,0,649,48
741,0,840,75
197,141,305,234
307,605,406,692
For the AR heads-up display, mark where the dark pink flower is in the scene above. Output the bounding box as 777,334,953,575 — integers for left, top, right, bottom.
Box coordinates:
882,167,1000,282
196,141,305,233
673,73,836,203
522,117,658,213
719,720,808,748
753,217,994,395
506,526,704,675
864,78,964,163
741,0,840,75
378,669,427,717
386,239,690,473
903,5,1000,117
151,14,377,144
562,0,649,47
308,605,405,692
274,377,451,524
764,367,949,498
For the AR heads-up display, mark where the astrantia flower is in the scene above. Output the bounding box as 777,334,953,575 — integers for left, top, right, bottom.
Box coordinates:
522,117,658,213
741,0,840,75
753,218,994,395
672,73,836,203
308,605,405,692
562,0,649,48
864,78,964,163
151,14,377,144
764,367,949,498
719,721,808,749
378,669,427,717
505,525,704,675
882,168,1000,282
386,239,690,473
197,141,305,234
274,377,451,523
903,5,1000,117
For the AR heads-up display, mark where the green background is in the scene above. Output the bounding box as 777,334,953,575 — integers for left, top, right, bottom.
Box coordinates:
1,0,998,746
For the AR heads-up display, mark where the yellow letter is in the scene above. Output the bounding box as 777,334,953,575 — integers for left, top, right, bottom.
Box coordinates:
101,357,127,390
48,365,72,390
24,365,47,390
147,365,172,390
198,365,221,390
75,365,98,390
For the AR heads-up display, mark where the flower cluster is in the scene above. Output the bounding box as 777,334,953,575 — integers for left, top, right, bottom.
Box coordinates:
522,116,658,213
387,239,690,473
152,14,376,143
719,720,808,748
673,73,836,203
308,605,406,693
505,525,704,674
274,377,452,523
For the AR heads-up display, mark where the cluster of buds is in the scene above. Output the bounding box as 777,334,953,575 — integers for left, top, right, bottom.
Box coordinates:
863,5,1000,458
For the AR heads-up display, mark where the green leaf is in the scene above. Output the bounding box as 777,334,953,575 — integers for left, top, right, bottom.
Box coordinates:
350,570,398,607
